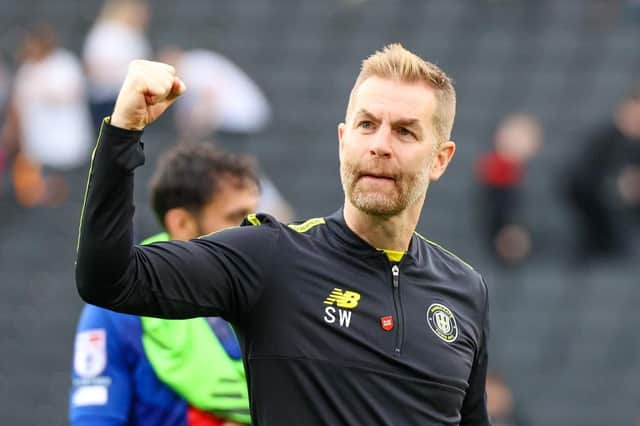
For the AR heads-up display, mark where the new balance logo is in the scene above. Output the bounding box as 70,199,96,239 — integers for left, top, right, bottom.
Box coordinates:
323,288,360,328
323,288,360,309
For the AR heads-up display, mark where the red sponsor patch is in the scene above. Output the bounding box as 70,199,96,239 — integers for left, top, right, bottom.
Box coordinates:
380,316,394,331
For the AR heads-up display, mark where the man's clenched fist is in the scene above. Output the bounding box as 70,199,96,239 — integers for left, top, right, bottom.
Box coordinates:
111,60,186,131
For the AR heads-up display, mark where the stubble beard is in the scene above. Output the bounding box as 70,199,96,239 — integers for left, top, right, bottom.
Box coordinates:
340,159,430,217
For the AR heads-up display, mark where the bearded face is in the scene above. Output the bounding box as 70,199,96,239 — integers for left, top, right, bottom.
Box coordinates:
340,156,431,217
338,77,453,219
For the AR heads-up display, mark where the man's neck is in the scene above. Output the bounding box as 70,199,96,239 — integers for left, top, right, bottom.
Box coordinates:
342,199,423,252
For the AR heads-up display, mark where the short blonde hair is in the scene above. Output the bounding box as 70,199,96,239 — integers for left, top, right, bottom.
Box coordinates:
346,43,456,143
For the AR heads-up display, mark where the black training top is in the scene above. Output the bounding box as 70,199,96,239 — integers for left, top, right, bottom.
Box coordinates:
76,120,491,426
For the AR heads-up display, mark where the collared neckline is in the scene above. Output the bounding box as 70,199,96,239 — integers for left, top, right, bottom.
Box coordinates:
325,209,421,263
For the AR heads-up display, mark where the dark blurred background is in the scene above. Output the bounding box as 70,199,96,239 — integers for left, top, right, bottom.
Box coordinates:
1,0,640,425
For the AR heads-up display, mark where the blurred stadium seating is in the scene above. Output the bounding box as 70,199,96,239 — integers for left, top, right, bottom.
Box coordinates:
0,1,639,424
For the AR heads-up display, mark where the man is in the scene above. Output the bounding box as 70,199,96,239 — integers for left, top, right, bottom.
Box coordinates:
76,44,491,425
70,142,259,425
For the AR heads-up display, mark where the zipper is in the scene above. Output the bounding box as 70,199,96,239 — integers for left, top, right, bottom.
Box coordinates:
391,264,405,354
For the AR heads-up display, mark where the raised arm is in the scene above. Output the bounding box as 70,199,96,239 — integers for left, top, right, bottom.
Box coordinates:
75,61,277,321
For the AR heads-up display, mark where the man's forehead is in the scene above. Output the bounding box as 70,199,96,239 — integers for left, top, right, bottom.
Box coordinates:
217,178,259,196
350,77,437,121
208,184,259,212
354,108,421,125
208,177,257,201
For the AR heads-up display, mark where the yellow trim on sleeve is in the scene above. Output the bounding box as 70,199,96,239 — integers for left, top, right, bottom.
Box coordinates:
76,117,109,253
197,225,239,239
246,213,262,226
288,217,326,233
414,232,474,270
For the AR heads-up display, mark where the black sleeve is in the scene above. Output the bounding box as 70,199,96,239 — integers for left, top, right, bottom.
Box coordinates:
460,278,491,426
75,119,279,322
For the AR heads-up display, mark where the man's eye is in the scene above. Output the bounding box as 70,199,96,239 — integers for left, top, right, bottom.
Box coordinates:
358,121,374,129
398,127,414,138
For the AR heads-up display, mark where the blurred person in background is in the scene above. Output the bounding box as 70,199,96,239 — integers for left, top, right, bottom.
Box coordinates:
158,47,271,149
160,46,293,223
566,83,640,261
475,113,543,265
70,142,259,426
0,24,92,207
486,372,527,426
83,0,151,127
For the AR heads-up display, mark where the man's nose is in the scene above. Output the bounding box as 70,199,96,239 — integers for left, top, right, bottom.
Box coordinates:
369,126,392,158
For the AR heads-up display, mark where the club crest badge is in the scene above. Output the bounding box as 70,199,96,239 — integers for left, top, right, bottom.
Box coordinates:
426,303,458,343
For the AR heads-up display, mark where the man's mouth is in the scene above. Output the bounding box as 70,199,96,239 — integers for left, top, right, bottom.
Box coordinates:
359,172,395,182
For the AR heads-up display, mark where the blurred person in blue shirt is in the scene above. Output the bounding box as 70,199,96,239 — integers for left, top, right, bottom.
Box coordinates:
69,140,260,425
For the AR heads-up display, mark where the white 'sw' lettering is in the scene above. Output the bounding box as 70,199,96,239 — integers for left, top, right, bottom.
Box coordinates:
322,288,360,328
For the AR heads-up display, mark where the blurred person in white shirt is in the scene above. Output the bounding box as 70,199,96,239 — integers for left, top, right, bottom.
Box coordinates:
4,24,92,206
159,47,292,222
83,0,151,126
159,47,271,146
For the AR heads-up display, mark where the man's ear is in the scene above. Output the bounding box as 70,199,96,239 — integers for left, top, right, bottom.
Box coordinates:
429,141,456,181
164,207,197,241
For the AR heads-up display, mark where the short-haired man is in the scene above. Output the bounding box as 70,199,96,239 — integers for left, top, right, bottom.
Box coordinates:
76,44,491,425
70,143,259,426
